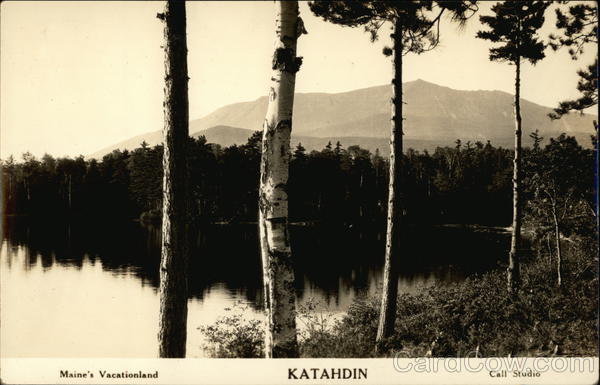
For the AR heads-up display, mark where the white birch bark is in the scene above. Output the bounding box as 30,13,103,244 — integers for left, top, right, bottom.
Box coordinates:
376,19,403,346
508,57,522,294
551,204,562,287
259,0,305,358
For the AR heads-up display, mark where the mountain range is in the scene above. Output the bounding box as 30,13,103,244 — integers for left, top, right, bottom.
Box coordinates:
90,79,596,158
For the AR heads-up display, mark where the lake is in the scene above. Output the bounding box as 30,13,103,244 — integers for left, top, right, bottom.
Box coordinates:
0,217,514,358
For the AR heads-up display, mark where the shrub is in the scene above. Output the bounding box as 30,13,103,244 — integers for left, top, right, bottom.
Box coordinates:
299,295,382,357
198,302,264,358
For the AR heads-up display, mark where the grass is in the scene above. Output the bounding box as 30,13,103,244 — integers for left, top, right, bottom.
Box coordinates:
199,234,598,358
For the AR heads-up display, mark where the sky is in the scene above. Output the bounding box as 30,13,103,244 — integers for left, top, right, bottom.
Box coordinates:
1,1,597,159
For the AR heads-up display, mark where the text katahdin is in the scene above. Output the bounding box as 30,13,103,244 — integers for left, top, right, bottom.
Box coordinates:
288,368,367,380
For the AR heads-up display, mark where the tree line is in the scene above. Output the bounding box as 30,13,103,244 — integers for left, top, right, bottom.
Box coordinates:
2,131,593,231
2,134,572,225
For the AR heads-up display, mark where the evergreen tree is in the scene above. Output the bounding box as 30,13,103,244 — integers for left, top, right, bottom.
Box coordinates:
477,0,549,294
2,156,16,212
293,143,307,161
334,141,343,157
156,0,191,358
309,0,478,346
549,59,598,122
530,129,544,151
549,2,597,59
548,2,598,121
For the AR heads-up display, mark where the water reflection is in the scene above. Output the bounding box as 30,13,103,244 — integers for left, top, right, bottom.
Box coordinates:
1,217,514,357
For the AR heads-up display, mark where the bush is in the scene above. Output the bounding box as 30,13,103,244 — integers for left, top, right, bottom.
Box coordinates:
389,234,598,357
298,296,382,358
198,303,264,358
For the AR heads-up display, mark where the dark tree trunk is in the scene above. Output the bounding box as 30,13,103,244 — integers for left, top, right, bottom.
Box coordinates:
157,0,190,358
25,179,30,202
68,174,72,210
376,19,403,345
508,58,522,294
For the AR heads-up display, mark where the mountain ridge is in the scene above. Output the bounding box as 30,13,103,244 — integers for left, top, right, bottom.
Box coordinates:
89,79,596,159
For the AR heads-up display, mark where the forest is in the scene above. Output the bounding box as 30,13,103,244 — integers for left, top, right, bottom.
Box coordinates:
0,132,595,229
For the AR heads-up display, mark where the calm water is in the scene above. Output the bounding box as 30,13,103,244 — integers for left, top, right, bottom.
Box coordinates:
0,217,513,357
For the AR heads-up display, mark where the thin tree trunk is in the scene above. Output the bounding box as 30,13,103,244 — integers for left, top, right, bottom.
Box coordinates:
25,179,30,202
157,0,190,358
376,19,403,345
594,120,599,230
359,173,364,218
68,174,72,210
508,58,522,294
552,207,562,287
259,0,304,358
546,232,553,269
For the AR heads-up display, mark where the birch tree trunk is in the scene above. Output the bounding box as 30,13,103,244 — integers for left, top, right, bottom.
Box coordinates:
157,0,190,358
551,206,562,287
259,0,305,358
376,19,403,345
507,58,522,294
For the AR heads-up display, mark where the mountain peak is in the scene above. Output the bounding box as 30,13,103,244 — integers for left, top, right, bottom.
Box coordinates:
410,78,430,84
406,79,451,91
409,78,439,86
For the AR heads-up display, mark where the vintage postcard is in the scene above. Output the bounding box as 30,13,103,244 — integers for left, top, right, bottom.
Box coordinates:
0,1,598,384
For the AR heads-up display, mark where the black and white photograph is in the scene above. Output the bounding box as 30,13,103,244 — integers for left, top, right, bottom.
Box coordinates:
0,0,598,384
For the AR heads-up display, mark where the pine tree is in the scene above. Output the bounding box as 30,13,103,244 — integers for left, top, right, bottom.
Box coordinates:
156,0,191,358
548,2,598,120
293,143,307,161
477,0,549,294
309,0,478,346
